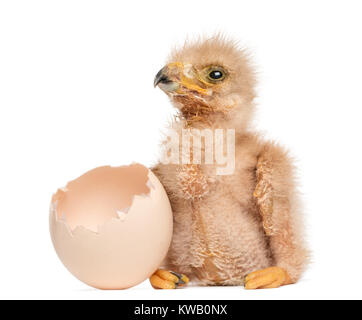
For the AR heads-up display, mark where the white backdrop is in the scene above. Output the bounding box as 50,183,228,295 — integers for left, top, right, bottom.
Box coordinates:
1,0,361,299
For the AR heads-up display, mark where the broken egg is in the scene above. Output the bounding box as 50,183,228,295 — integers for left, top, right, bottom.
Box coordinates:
49,163,173,289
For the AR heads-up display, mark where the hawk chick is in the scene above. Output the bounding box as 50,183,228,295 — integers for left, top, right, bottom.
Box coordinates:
150,36,309,289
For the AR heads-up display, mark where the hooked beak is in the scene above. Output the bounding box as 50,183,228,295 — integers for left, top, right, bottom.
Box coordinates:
153,65,181,93
154,67,171,87
154,62,211,96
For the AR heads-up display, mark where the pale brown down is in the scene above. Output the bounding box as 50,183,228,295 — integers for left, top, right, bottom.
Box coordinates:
151,35,309,288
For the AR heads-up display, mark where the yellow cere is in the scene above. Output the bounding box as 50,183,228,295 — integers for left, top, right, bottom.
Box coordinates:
168,62,212,96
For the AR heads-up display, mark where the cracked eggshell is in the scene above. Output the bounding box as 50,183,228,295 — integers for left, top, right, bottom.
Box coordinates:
49,163,173,290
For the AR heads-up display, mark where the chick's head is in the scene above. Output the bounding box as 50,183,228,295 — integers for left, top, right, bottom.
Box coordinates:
154,36,256,127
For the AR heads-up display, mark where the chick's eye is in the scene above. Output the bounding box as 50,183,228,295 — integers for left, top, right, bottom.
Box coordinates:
207,69,225,81
209,70,223,79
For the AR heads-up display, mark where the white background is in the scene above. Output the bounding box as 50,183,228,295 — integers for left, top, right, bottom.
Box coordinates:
1,0,361,300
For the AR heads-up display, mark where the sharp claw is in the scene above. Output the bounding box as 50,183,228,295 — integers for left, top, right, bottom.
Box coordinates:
150,269,189,289
170,271,189,284
156,269,179,283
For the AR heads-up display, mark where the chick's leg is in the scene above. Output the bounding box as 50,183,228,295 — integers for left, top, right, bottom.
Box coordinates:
149,269,189,289
244,267,292,290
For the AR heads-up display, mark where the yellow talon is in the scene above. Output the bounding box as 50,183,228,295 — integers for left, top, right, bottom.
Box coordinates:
150,274,176,289
155,269,179,283
150,269,189,289
244,267,290,290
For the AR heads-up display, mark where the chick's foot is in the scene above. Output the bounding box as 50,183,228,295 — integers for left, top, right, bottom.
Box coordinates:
149,269,189,289
244,266,291,289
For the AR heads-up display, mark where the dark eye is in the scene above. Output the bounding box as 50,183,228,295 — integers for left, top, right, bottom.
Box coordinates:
207,68,226,82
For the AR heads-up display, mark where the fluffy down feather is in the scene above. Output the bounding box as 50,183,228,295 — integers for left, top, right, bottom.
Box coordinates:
151,35,309,288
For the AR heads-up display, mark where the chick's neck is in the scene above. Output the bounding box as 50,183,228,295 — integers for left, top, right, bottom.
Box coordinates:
173,95,245,132
173,95,229,128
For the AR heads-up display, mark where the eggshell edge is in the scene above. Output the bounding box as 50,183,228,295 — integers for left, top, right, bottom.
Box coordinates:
49,168,173,290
